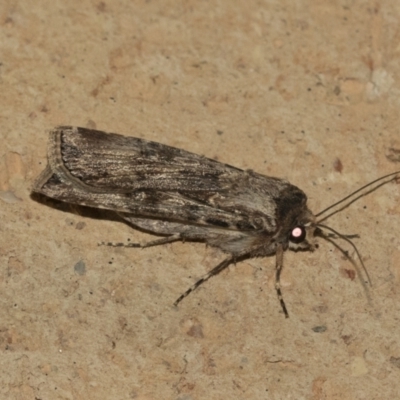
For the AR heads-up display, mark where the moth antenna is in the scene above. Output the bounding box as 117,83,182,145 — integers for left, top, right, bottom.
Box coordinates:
316,170,400,222
316,223,371,287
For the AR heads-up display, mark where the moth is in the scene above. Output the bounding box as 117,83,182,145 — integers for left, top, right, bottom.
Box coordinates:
32,126,400,317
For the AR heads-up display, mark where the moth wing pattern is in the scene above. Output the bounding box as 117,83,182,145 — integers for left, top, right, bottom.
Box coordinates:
33,126,310,257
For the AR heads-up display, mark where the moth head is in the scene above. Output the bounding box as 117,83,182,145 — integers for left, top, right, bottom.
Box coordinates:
273,184,317,252
287,209,318,252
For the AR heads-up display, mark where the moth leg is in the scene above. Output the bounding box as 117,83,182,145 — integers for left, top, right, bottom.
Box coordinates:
275,244,289,318
100,234,181,249
140,234,181,248
325,233,359,240
174,256,234,306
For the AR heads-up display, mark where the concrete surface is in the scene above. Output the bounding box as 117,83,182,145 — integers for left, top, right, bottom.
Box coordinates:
1,1,400,399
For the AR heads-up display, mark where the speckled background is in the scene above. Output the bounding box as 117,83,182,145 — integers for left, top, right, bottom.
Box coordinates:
1,1,400,399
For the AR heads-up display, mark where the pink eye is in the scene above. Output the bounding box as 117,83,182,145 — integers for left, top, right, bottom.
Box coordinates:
290,226,306,243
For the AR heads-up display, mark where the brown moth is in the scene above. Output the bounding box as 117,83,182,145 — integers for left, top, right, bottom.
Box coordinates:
32,126,400,317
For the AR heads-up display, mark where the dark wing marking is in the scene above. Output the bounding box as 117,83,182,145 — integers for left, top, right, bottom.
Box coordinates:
50,126,236,191
34,126,306,232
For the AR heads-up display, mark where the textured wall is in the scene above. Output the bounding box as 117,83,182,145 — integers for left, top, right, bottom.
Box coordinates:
1,1,400,399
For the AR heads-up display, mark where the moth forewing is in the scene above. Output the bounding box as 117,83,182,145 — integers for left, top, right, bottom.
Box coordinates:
32,126,400,318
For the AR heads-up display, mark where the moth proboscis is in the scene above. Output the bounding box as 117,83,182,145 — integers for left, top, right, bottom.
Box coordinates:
32,126,400,318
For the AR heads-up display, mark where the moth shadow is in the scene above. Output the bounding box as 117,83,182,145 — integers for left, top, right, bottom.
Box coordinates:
31,192,125,225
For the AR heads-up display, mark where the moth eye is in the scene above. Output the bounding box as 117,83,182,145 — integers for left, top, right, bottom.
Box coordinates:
290,226,306,243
